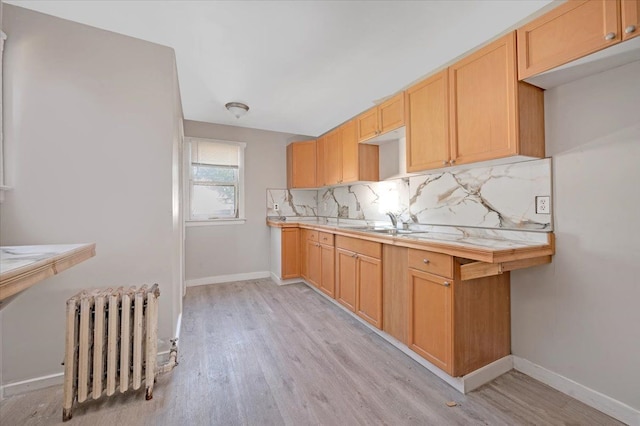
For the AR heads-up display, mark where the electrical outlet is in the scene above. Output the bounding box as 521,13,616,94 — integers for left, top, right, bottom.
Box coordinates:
273,203,279,211
535,196,550,214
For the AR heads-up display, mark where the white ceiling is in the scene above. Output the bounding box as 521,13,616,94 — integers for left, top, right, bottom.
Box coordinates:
6,0,553,136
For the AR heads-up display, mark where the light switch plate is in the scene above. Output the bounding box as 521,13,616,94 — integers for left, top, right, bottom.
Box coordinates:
535,196,550,214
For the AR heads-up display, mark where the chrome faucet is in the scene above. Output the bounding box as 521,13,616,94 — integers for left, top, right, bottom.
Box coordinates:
386,212,398,229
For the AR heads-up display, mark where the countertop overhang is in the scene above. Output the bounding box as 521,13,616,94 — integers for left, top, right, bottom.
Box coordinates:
0,243,96,304
267,219,554,266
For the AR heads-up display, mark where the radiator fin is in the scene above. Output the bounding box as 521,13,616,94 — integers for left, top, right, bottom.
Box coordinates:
63,284,160,421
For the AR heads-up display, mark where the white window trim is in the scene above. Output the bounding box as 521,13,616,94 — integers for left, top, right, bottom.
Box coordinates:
184,137,246,226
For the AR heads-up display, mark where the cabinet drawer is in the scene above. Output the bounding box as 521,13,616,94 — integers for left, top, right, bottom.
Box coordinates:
408,249,453,278
306,230,319,242
336,235,381,259
319,232,334,246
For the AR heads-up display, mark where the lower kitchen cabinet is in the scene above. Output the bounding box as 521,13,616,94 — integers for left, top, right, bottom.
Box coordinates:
318,233,335,297
336,247,358,311
408,269,453,373
303,230,335,297
335,236,382,329
280,228,300,279
306,238,321,287
407,248,510,377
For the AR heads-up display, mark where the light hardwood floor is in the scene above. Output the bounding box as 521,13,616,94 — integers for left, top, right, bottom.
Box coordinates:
0,279,622,425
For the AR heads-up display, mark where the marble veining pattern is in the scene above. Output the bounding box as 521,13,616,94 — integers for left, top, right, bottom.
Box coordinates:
267,189,317,217
409,159,552,231
266,159,552,232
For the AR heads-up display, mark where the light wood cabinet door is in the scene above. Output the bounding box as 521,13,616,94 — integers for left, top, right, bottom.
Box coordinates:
281,228,300,279
300,229,309,279
316,136,326,187
378,92,405,134
517,0,621,79
382,245,408,344
449,32,518,165
319,244,335,298
307,240,321,288
336,248,357,312
357,254,382,329
622,0,640,40
286,141,316,189
406,70,450,172
356,107,379,143
341,119,359,183
407,269,452,374
357,93,405,143
324,129,343,185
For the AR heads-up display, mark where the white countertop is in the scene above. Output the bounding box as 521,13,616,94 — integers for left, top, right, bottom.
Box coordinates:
0,243,96,305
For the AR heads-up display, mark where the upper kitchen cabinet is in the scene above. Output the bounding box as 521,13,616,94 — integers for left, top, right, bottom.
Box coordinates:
406,69,450,172
316,136,326,187
323,128,343,186
517,0,621,80
356,92,405,143
623,0,640,40
449,32,545,166
286,140,317,188
320,121,379,186
342,119,379,184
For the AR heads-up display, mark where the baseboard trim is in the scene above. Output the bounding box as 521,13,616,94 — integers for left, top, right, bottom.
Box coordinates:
2,372,64,397
299,279,511,394
186,271,271,287
269,272,304,286
3,315,185,399
513,356,640,426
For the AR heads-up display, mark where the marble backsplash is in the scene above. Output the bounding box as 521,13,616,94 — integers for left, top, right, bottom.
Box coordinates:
267,158,552,231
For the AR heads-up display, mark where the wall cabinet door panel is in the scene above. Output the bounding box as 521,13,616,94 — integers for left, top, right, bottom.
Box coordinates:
286,141,316,188
517,0,621,79
356,108,379,143
450,33,518,165
324,129,343,185
406,70,450,172
379,92,405,134
341,119,359,183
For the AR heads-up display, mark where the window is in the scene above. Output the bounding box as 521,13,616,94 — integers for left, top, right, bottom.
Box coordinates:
186,138,246,223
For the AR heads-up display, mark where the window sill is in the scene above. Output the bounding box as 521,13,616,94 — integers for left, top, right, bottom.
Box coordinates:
186,218,246,227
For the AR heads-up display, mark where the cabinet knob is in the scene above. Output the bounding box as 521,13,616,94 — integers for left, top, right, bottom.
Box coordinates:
423,258,430,264
450,159,456,165
443,281,451,287
626,25,637,34
442,160,448,165
604,32,616,41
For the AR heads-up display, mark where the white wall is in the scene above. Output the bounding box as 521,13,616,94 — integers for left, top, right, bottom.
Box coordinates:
0,5,183,386
183,120,310,283
512,61,640,411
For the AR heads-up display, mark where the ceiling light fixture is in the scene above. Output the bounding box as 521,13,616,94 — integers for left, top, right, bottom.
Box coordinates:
225,102,249,119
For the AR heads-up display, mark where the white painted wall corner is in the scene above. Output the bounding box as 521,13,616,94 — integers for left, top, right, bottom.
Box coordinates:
513,356,640,426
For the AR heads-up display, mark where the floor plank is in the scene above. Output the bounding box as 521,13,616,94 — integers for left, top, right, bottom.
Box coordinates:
0,279,623,425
